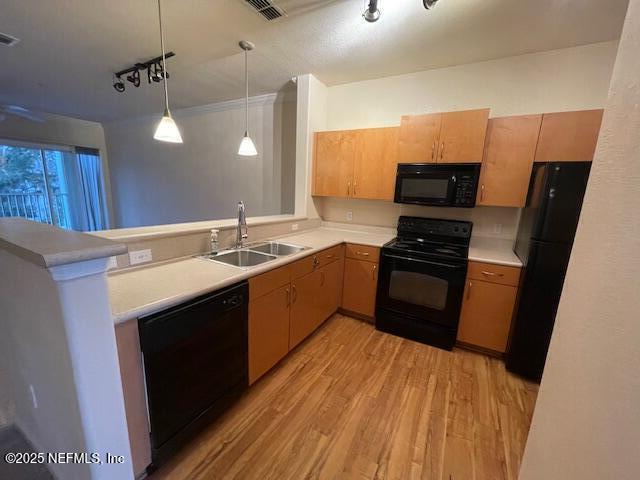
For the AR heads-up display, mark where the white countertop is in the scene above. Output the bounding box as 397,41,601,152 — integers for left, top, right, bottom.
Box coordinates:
108,226,521,324
469,236,522,268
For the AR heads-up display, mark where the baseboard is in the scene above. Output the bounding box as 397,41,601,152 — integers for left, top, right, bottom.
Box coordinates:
338,308,374,324
455,341,504,359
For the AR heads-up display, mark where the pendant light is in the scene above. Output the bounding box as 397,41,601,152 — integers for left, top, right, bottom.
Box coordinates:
238,40,257,157
153,0,182,143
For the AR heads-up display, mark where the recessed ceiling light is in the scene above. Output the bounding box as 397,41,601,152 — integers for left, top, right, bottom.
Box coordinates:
0,32,20,47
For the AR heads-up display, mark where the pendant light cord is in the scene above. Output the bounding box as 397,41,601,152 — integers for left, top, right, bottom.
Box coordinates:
158,0,170,113
245,48,249,135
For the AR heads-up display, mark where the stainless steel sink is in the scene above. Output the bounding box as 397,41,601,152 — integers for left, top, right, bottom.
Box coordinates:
249,241,309,256
203,249,277,268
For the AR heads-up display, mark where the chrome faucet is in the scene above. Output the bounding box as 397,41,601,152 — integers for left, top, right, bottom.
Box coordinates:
236,201,248,248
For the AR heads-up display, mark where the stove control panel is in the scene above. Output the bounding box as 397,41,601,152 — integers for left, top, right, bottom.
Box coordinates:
397,216,473,240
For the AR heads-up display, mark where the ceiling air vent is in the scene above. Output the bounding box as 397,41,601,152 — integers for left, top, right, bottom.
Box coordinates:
0,32,20,47
244,0,287,21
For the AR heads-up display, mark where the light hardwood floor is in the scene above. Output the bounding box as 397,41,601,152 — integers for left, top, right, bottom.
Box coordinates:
152,314,538,480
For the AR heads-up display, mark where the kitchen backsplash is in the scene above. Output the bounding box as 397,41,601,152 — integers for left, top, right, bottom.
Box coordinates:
319,197,520,240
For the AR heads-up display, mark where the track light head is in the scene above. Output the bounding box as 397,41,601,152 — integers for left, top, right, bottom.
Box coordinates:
127,69,141,87
363,0,380,22
150,62,165,82
423,0,439,9
113,76,125,92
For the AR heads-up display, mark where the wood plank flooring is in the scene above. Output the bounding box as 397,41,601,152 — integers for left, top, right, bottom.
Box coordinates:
151,314,538,480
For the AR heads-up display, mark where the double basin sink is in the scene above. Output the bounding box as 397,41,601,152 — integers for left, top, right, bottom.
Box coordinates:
200,241,309,268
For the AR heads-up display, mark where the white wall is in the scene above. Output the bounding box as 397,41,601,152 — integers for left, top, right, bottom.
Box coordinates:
325,41,617,130
104,90,296,228
0,112,115,227
519,2,640,478
313,42,618,235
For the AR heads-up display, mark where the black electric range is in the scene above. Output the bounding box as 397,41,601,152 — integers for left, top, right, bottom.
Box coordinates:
375,216,472,350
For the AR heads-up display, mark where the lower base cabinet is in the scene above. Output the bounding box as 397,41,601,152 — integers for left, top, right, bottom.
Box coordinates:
342,257,379,318
248,247,345,384
248,284,291,384
457,278,518,353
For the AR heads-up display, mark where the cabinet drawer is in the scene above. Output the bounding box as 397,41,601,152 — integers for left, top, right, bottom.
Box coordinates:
467,261,521,287
249,264,291,301
291,245,344,279
345,244,380,263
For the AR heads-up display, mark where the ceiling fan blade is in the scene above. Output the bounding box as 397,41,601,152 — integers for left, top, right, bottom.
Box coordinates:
0,105,45,123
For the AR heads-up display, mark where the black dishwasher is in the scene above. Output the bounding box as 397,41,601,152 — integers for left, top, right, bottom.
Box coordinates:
138,281,248,467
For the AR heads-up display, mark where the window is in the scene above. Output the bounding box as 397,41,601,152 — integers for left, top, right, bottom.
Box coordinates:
0,141,109,231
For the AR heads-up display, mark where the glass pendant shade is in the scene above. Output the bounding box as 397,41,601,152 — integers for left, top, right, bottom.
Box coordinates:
154,110,183,143
238,132,258,156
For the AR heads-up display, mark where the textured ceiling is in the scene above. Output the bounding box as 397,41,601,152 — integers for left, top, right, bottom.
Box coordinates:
0,0,629,122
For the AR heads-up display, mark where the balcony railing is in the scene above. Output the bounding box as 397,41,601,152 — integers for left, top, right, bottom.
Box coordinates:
0,192,71,229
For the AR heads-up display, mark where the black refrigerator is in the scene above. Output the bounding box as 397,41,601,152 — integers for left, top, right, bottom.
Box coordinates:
506,161,591,382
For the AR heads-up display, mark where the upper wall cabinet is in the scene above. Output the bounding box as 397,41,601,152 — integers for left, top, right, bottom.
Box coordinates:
534,109,604,162
313,127,399,200
478,115,542,208
397,108,490,164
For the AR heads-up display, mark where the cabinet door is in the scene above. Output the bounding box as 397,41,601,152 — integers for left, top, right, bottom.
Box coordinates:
313,130,356,197
397,113,442,163
478,115,542,207
457,278,517,353
438,109,489,163
318,259,343,324
342,258,378,317
248,284,291,384
290,269,323,349
353,127,399,200
534,109,603,162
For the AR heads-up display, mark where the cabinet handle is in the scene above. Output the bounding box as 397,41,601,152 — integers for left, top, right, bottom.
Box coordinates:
372,264,377,280
431,141,436,162
320,272,325,286
285,287,291,306
347,180,351,196
291,285,297,304
480,184,485,202
467,281,472,300
440,142,445,161
481,270,504,277
313,256,320,268
356,251,370,257
353,181,357,196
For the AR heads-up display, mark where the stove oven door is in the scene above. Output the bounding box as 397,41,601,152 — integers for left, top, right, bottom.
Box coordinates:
376,250,467,328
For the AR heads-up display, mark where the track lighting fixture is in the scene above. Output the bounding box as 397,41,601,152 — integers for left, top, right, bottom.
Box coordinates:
363,0,380,22
423,0,440,9
112,52,175,93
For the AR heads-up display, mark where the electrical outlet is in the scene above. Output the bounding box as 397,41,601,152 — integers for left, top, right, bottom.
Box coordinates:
291,223,299,231
493,223,503,235
129,249,153,265
107,256,118,270
346,211,353,221
29,384,38,409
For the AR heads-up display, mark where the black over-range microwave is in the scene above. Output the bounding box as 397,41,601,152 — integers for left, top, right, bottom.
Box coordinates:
394,163,481,207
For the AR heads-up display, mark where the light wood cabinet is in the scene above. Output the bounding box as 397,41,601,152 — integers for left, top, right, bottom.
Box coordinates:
313,127,399,200
457,261,521,354
397,109,489,164
248,284,291,384
438,109,490,163
290,267,324,349
534,109,604,162
477,115,542,207
353,128,399,200
313,130,357,197
398,113,441,163
342,245,380,318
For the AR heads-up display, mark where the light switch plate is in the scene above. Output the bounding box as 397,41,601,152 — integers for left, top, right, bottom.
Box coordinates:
291,223,299,231
107,256,118,270
129,249,153,265
493,223,503,235
346,211,353,221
